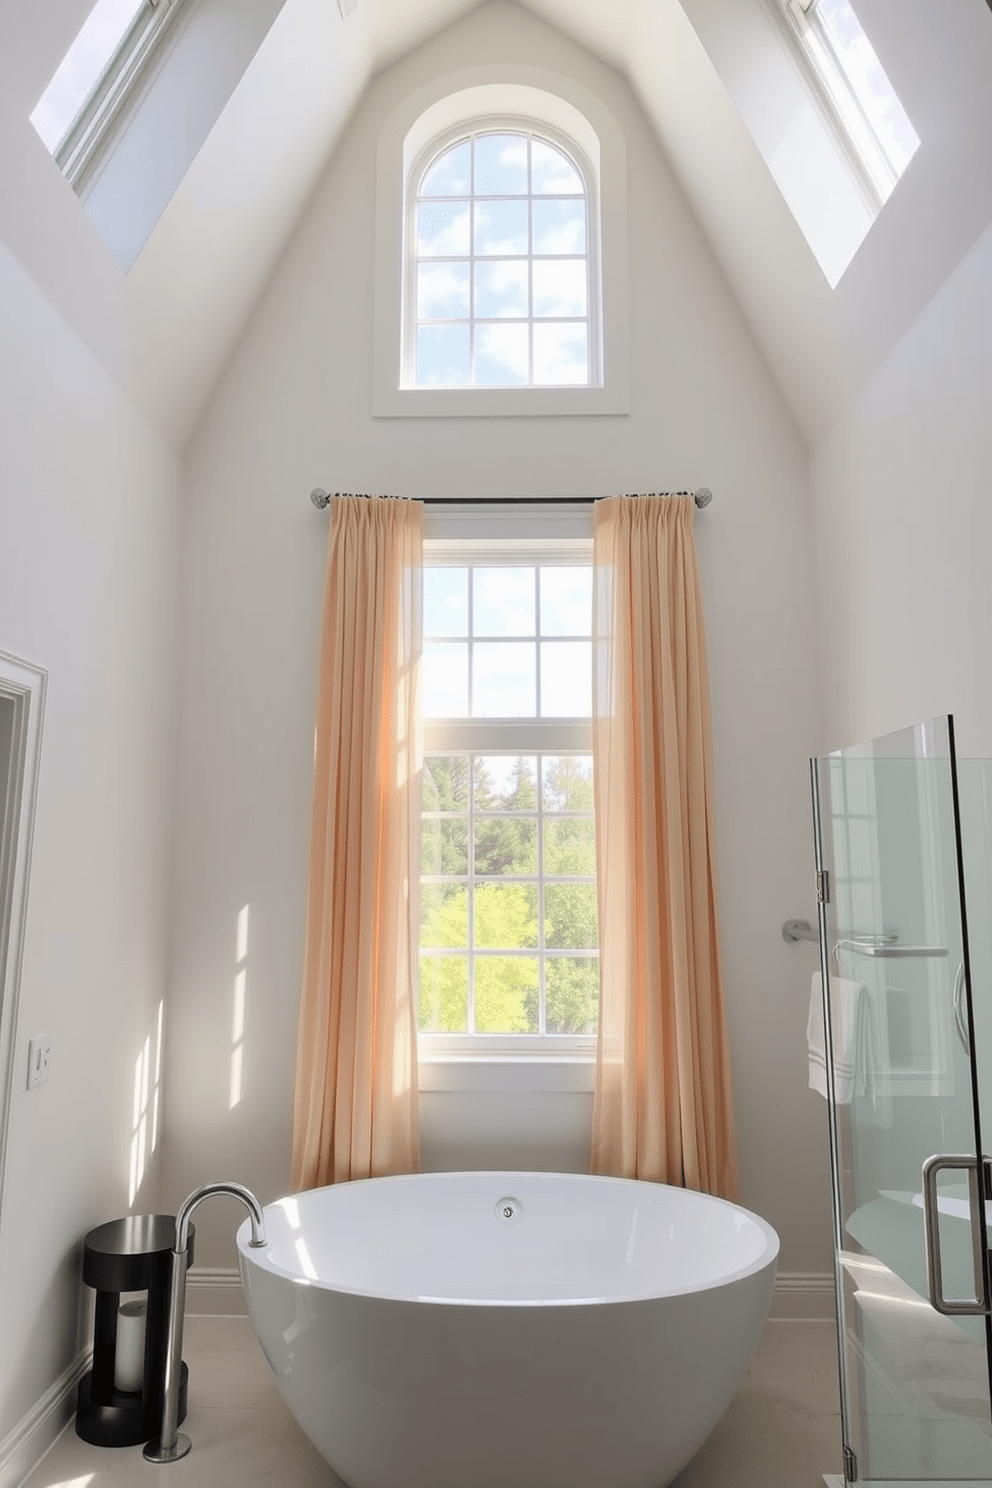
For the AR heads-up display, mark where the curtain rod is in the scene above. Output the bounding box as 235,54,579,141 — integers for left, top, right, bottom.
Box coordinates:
310,488,713,510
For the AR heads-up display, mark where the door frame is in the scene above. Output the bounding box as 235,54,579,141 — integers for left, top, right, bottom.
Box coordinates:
0,650,47,1214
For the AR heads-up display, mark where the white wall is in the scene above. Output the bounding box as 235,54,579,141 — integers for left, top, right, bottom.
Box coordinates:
83,0,288,269
0,238,180,1449
811,215,992,760
658,0,992,447
165,0,830,1279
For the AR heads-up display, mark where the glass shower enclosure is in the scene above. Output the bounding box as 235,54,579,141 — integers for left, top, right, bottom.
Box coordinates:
811,716,992,1487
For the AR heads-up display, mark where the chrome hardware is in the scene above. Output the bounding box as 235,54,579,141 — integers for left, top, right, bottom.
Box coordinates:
921,1154,991,1317
143,1182,267,1464
836,939,948,959
782,918,819,944
953,962,971,1054
816,870,830,904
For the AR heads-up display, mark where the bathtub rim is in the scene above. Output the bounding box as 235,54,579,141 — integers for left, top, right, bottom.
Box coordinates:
236,1169,780,1308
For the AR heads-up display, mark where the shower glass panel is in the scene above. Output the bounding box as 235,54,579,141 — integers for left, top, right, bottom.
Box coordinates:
812,716,992,1487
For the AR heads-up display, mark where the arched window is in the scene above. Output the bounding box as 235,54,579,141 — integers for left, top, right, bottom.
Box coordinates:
406,125,597,390
373,76,627,416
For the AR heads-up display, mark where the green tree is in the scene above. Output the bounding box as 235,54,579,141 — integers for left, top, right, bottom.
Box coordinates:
542,754,594,812
419,954,468,1032
476,956,538,1032
544,817,596,876
547,957,599,1033
423,754,469,811
474,756,538,875
475,882,538,948
422,756,470,876
420,752,599,1035
544,883,597,950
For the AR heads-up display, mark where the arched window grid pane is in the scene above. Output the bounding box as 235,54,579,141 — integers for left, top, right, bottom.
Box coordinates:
407,121,597,390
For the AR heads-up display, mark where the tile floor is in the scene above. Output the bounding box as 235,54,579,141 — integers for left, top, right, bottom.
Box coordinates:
23,1314,842,1488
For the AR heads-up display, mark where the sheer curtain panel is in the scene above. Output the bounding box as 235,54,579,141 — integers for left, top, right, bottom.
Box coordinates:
591,495,738,1199
291,496,423,1189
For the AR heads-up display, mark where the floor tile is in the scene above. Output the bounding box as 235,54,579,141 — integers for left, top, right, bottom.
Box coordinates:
23,1314,843,1488
181,1316,286,1410
268,1421,349,1488
671,1390,842,1488
739,1319,843,1418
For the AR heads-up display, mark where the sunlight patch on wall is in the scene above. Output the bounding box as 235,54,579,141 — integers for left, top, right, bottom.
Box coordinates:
230,904,249,1110
128,1000,163,1206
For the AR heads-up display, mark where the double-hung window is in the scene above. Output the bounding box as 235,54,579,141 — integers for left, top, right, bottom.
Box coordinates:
419,541,597,1057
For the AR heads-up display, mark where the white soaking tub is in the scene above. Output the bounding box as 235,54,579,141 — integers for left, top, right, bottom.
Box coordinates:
237,1170,778,1488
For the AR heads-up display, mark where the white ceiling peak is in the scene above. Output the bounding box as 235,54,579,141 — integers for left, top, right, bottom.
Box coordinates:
4,0,992,452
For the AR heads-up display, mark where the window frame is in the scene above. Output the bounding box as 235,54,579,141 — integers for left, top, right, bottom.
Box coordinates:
372,73,629,419
418,530,598,1062
404,118,601,392
34,0,192,195
772,0,919,215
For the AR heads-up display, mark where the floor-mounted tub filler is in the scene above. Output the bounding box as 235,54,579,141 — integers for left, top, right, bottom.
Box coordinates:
237,1170,779,1488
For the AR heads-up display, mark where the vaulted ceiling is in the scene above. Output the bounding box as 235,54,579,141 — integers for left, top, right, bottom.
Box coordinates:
3,0,992,452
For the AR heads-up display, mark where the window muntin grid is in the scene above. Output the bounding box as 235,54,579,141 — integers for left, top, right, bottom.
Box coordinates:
420,560,597,1049
422,565,593,719
420,752,598,1038
411,128,592,389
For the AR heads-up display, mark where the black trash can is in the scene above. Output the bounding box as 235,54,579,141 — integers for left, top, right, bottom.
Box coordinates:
76,1215,194,1447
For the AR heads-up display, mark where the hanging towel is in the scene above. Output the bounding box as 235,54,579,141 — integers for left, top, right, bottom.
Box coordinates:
807,971,873,1104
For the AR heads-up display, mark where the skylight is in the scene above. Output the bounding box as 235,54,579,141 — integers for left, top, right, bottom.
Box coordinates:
787,0,919,208
30,0,185,191
32,0,147,154
28,0,281,272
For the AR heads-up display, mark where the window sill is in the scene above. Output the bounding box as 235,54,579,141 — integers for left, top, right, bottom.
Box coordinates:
373,386,629,419
418,1056,595,1094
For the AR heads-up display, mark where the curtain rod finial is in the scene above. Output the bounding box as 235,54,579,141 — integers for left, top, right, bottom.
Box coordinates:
693,488,713,509
311,488,330,510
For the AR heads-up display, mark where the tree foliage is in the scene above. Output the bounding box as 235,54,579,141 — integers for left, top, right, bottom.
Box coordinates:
419,753,599,1035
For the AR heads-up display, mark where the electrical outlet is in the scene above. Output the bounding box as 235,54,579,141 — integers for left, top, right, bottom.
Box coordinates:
27,1036,52,1089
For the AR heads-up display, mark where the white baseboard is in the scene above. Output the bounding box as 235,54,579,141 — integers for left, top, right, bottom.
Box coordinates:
185,1265,247,1316
769,1271,835,1320
0,1271,248,1488
183,1266,836,1322
0,1346,90,1488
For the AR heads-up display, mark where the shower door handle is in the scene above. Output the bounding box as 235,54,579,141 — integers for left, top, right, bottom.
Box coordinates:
952,962,971,1054
921,1153,991,1316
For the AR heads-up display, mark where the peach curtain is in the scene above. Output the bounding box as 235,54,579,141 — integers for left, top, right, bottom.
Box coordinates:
291,496,422,1190
590,495,738,1199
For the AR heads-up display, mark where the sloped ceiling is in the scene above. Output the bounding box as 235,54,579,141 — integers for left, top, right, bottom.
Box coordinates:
5,0,992,452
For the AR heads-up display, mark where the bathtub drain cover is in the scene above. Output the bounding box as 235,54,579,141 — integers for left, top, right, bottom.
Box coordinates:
495,1196,521,1223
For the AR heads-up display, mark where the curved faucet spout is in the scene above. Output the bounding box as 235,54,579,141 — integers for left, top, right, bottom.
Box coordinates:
175,1179,267,1253
143,1180,267,1465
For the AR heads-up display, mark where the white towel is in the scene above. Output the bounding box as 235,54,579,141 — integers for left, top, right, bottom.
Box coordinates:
807,971,872,1103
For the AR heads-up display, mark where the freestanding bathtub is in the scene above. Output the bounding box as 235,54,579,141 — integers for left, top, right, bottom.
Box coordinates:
237,1171,778,1488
